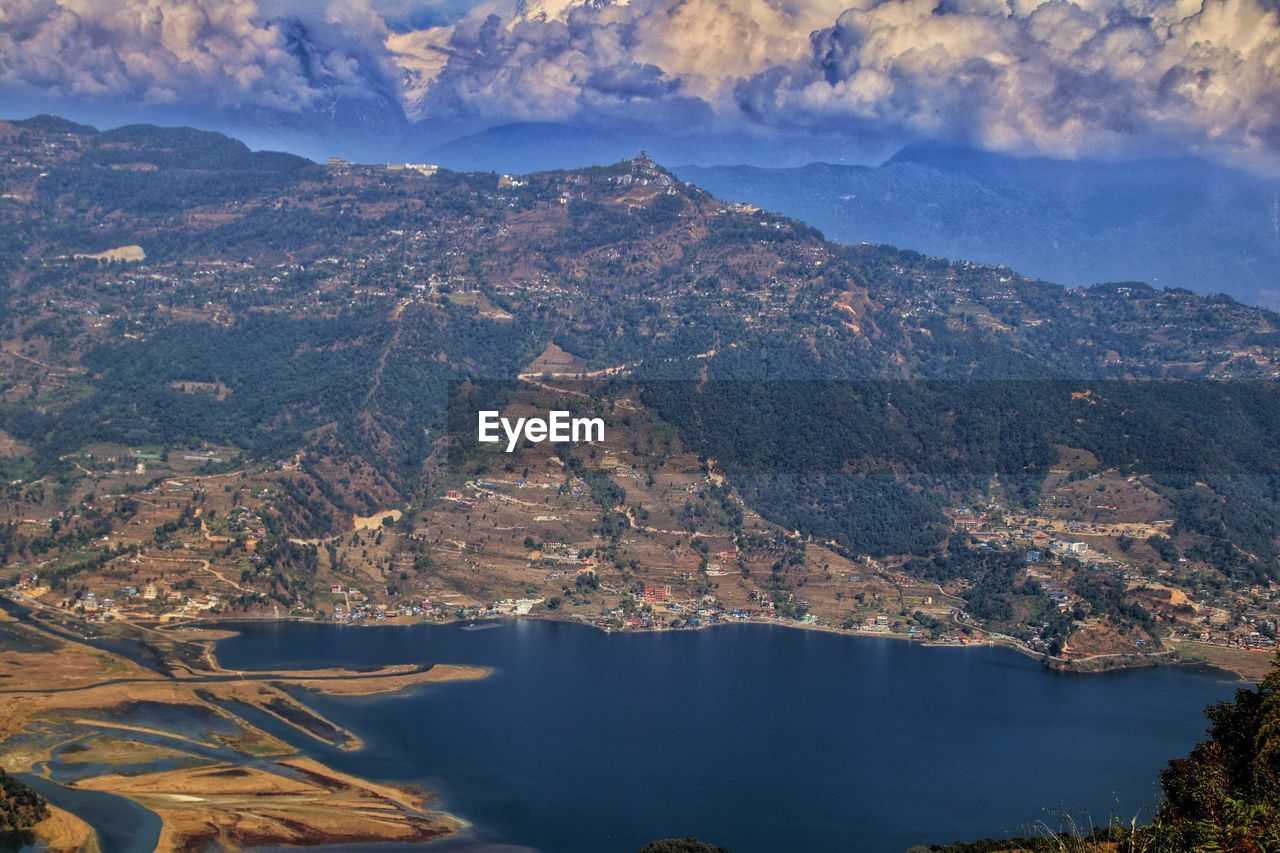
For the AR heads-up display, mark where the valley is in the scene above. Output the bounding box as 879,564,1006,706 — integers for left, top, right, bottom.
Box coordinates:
1,116,1278,687
2,118,1280,849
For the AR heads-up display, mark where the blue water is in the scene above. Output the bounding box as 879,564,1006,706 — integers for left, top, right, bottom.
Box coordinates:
215,620,1240,853
14,773,161,853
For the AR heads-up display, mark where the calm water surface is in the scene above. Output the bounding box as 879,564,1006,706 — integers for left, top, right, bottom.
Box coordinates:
12,773,161,853
215,620,1239,853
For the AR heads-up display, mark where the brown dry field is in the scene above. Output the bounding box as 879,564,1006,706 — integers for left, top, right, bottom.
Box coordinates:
28,804,98,853
1169,639,1276,682
76,757,456,852
0,609,485,852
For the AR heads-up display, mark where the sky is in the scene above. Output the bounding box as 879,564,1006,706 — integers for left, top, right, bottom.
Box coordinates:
0,0,1278,171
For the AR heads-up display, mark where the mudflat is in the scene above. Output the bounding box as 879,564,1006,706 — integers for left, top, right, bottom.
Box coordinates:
0,604,483,852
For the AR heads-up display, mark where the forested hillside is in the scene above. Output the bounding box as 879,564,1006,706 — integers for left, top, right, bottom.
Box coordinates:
2,116,1279,668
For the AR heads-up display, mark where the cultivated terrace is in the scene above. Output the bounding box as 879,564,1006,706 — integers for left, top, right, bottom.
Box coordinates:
2,115,1279,682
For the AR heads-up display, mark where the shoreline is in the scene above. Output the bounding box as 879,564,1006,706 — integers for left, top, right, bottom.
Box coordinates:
195,607,1258,683
2,594,1253,851
0,599,490,852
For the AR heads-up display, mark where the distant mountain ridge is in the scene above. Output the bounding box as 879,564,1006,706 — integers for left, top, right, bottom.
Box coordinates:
16,106,1278,306
422,121,856,175
676,146,1280,307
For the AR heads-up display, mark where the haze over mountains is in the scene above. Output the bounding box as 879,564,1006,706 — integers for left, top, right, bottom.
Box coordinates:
678,145,1280,309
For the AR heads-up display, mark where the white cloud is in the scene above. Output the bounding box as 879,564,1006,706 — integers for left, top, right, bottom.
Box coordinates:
397,0,1280,168
751,0,1280,167
0,0,401,113
1,0,1277,169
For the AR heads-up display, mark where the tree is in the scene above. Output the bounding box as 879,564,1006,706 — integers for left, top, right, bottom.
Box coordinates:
638,840,730,853
0,769,49,831
1146,652,1280,851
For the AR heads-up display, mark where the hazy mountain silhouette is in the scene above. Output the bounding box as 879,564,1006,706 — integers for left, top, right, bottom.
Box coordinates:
677,145,1280,307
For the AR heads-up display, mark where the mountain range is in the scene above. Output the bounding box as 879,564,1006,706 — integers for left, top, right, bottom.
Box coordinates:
3,115,1280,666
53,93,1272,306
677,145,1280,308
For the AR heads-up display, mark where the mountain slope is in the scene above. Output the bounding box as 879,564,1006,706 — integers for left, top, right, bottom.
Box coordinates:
2,118,1279,669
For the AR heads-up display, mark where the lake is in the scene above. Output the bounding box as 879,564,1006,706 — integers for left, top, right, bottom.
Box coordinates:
215,619,1240,853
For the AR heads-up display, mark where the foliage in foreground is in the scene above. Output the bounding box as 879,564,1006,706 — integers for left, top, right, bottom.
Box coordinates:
639,839,731,853
1149,653,1280,851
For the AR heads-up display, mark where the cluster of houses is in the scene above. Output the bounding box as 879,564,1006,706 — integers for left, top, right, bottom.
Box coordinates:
1179,627,1278,653
605,600,750,632
325,158,440,179
328,591,545,624
56,582,229,622
326,580,505,624
442,489,477,510
332,595,443,623
1025,565,1075,611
